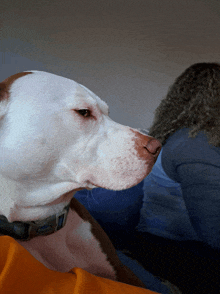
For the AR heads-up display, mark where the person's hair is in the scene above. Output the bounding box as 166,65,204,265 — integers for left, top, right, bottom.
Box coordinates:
148,62,220,146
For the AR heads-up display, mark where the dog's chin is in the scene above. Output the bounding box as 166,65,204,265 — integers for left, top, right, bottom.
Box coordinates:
89,165,153,191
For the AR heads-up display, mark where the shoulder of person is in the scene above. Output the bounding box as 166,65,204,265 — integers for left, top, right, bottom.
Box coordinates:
161,128,220,180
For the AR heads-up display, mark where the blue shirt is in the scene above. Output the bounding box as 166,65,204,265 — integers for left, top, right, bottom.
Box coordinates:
138,128,220,249
137,149,199,241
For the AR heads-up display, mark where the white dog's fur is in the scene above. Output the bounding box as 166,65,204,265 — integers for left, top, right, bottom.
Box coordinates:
0,71,161,286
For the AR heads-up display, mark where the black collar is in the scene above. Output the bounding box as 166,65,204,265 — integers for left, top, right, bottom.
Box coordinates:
0,204,70,241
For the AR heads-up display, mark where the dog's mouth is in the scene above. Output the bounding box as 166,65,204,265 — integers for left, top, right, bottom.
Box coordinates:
88,159,157,191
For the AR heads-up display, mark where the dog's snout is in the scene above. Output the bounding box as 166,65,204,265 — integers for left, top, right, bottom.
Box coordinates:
131,129,161,159
145,138,161,155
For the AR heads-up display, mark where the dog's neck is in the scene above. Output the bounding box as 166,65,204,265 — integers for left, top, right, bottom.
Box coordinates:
0,173,76,223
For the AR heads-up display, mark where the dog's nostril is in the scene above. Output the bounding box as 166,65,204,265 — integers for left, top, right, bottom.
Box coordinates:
145,138,162,155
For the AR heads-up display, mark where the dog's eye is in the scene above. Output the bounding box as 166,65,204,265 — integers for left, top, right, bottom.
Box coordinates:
76,109,91,117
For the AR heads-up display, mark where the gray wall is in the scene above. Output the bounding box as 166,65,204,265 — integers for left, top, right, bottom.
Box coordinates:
1,0,220,129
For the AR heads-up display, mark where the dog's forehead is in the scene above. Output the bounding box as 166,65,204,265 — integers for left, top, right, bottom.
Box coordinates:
7,71,109,114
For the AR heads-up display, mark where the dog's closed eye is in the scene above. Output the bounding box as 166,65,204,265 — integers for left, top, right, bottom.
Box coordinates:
75,109,91,117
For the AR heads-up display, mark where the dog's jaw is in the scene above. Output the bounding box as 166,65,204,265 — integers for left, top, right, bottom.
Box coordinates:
0,161,98,222
0,173,74,222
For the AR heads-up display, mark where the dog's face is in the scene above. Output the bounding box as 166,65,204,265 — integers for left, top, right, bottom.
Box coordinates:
0,71,161,221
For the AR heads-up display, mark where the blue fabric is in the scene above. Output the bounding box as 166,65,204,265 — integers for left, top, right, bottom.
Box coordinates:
116,250,170,294
138,128,220,250
75,181,144,234
137,149,199,241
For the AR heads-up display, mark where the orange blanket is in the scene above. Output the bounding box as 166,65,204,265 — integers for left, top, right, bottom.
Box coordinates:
0,236,158,294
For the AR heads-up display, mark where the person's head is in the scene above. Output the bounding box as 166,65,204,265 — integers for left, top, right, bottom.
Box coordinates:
148,62,220,146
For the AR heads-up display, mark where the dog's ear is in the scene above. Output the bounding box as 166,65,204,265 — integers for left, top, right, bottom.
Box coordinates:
0,72,32,118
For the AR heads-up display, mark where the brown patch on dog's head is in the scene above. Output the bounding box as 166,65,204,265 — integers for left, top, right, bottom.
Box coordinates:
0,72,32,101
0,72,32,118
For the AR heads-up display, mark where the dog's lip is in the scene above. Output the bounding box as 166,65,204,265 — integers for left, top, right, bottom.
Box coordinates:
88,182,101,188
88,161,156,191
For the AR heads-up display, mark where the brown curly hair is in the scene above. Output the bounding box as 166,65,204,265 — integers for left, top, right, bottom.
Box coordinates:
148,62,220,146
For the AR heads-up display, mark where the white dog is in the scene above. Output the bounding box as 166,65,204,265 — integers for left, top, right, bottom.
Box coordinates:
0,71,161,287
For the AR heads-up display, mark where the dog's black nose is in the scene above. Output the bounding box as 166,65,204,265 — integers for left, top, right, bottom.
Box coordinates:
145,138,161,155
